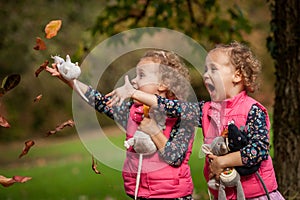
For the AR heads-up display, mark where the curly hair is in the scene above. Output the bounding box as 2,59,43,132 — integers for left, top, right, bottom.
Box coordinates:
141,50,191,100
214,41,261,93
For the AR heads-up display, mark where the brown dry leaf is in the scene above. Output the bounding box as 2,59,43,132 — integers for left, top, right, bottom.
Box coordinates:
35,60,49,77
47,119,75,136
44,20,62,39
92,155,101,174
0,175,32,187
33,94,43,103
0,115,10,128
19,140,35,158
0,74,21,97
33,37,46,50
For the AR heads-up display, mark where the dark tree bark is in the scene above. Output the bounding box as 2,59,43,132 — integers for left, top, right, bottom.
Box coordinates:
269,0,300,199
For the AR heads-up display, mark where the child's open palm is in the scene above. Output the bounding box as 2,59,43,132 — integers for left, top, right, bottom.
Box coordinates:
106,75,136,107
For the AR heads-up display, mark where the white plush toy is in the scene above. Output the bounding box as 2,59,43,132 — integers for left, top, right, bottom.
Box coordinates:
124,130,157,155
51,55,88,102
51,55,81,80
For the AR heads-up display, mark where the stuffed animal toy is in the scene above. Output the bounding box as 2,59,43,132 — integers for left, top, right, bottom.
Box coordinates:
51,55,88,102
51,55,81,80
124,105,158,154
202,135,246,200
227,123,261,175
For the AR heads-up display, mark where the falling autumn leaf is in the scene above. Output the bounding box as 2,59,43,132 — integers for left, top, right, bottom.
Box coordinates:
44,20,62,39
33,94,43,103
0,175,32,187
47,119,75,136
35,60,49,77
0,74,21,97
19,140,35,158
92,155,101,174
33,37,46,50
0,115,10,128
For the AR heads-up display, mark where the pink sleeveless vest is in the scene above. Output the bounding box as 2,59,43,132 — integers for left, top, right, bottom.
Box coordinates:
122,104,194,198
202,91,278,199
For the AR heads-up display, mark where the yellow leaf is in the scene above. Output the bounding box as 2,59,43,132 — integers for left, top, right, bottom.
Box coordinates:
44,20,62,39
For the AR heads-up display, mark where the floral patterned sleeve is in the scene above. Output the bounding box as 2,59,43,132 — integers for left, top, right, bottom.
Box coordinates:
241,104,270,167
156,95,204,127
84,86,132,129
154,96,204,166
159,119,196,166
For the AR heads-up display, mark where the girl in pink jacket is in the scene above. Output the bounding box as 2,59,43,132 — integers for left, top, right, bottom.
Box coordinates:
46,50,195,199
109,41,285,199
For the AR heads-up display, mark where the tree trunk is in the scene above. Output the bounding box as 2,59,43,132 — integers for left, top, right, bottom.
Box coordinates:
271,0,300,199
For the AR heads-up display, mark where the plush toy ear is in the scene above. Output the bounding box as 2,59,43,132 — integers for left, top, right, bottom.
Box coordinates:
201,144,212,155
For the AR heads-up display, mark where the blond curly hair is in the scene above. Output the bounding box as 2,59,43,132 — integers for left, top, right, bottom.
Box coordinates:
214,41,261,93
141,50,191,100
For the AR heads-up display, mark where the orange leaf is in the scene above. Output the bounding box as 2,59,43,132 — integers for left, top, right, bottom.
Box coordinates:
33,94,43,103
0,175,32,187
35,60,49,77
0,115,10,128
44,20,62,39
33,37,46,50
19,140,35,158
46,119,75,136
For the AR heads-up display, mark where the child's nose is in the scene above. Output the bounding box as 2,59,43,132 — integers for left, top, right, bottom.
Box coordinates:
131,77,136,84
131,78,137,87
203,72,209,80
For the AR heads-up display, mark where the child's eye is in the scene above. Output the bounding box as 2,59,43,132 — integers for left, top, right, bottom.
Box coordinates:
211,66,217,71
138,73,145,79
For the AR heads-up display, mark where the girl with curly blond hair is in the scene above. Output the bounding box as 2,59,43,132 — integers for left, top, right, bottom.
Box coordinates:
46,49,195,200
109,41,284,200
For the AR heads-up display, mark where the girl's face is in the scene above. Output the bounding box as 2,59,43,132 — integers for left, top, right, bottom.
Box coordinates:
203,49,239,101
131,58,161,95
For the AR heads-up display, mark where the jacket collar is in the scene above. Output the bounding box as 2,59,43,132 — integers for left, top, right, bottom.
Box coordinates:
210,91,247,110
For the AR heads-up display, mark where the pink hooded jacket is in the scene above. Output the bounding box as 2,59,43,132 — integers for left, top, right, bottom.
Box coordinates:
122,104,194,198
202,91,278,199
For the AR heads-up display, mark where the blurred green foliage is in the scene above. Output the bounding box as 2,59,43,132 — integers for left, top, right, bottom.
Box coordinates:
0,0,273,141
0,0,107,140
92,0,252,49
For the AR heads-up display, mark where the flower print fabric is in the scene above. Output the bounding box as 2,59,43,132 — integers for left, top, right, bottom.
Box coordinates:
156,96,269,167
84,87,194,166
241,104,269,166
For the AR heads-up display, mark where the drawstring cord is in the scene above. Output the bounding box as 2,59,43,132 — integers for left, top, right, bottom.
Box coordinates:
134,154,143,200
255,171,270,200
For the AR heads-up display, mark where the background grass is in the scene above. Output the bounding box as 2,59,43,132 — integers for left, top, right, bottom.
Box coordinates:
0,123,275,200
0,127,208,200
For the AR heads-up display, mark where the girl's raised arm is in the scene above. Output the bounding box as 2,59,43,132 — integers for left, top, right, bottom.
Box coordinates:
106,75,158,107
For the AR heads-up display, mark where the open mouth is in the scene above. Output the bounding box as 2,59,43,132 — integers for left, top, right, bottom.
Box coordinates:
206,83,215,93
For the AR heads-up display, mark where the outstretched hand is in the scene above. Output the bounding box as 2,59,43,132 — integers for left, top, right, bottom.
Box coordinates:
106,75,136,107
45,64,74,88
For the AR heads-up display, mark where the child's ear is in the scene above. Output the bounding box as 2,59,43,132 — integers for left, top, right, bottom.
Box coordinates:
233,69,242,84
158,83,168,92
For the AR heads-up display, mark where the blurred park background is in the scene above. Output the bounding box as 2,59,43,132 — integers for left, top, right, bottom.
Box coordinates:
0,0,283,199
